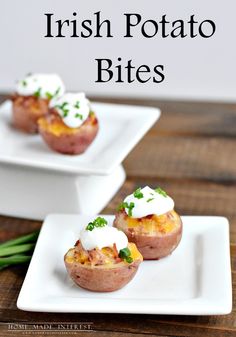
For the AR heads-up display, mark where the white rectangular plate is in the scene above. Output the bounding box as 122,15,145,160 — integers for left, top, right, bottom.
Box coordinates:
17,215,232,315
0,101,160,175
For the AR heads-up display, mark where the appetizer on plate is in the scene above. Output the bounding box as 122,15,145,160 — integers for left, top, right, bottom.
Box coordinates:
113,186,182,260
64,217,143,292
38,92,99,155
12,73,65,133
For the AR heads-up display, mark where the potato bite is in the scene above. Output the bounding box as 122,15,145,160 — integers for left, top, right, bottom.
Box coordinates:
113,186,182,260
12,73,65,133
38,93,99,155
64,217,143,292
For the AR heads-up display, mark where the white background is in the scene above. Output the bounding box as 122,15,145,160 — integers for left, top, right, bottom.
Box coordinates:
0,0,235,101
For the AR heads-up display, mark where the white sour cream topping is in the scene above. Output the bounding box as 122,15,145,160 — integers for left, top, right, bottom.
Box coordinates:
124,186,174,218
80,225,128,252
50,92,90,128
16,73,65,99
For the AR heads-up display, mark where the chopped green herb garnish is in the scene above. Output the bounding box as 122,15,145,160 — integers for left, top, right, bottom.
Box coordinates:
127,202,135,217
55,102,70,117
147,198,154,202
118,201,135,217
118,201,128,211
45,92,53,100
61,102,68,109
133,187,144,199
75,113,83,119
119,247,133,263
54,87,61,97
126,256,133,263
86,217,108,231
155,187,167,197
22,80,27,87
74,101,80,109
33,87,41,98
63,109,69,117
86,223,94,231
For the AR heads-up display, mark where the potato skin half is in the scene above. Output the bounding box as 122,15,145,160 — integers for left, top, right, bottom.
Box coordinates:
64,249,142,292
12,95,49,134
38,111,99,155
113,210,183,260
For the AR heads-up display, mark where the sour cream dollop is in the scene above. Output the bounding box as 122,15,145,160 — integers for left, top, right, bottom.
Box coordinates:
50,92,90,128
123,186,174,218
80,224,128,252
16,73,65,99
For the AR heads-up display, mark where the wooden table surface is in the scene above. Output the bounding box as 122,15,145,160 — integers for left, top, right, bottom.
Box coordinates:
0,94,235,336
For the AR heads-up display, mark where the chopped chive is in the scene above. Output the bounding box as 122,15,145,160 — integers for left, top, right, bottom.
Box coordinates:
119,247,133,263
54,87,61,97
63,109,69,117
86,217,108,231
86,223,94,231
45,92,53,100
126,256,133,263
127,202,135,217
117,201,128,211
118,201,135,217
22,80,27,87
74,101,80,109
147,198,154,202
133,187,144,199
155,187,168,197
61,102,68,109
33,87,41,98
75,113,83,119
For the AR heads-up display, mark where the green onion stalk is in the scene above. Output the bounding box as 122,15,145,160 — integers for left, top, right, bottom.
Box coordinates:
0,230,40,270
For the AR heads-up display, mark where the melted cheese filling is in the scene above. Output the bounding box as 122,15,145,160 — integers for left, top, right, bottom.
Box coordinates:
126,210,180,235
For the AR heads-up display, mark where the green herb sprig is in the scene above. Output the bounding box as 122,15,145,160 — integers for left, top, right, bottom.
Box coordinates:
118,202,135,217
45,92,53,100
155,187,168,197
55,102,69,117
75,113,83,120
33,87,42,98
119,247,133,263
133,187,144,199
74,101,80,109
86,217,108,231
54,87,61,97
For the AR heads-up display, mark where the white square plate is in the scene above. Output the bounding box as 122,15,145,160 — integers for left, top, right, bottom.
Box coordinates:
17,214,232,315
0,101,160,175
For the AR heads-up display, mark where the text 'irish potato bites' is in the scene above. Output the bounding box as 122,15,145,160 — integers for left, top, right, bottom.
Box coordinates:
64,217,143,292
12,73,65,133
113,186,182,260
38,92,98,155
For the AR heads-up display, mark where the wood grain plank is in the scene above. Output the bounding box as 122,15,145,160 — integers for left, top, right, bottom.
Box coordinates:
91,96,236,138
123,135,236,182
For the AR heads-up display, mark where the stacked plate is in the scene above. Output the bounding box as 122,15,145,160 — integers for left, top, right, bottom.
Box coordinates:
0,100,160,220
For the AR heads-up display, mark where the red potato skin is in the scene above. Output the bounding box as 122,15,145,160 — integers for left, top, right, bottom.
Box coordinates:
38,111,99,155
113,211,183,260
64,249,142,292
12,95,49,133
